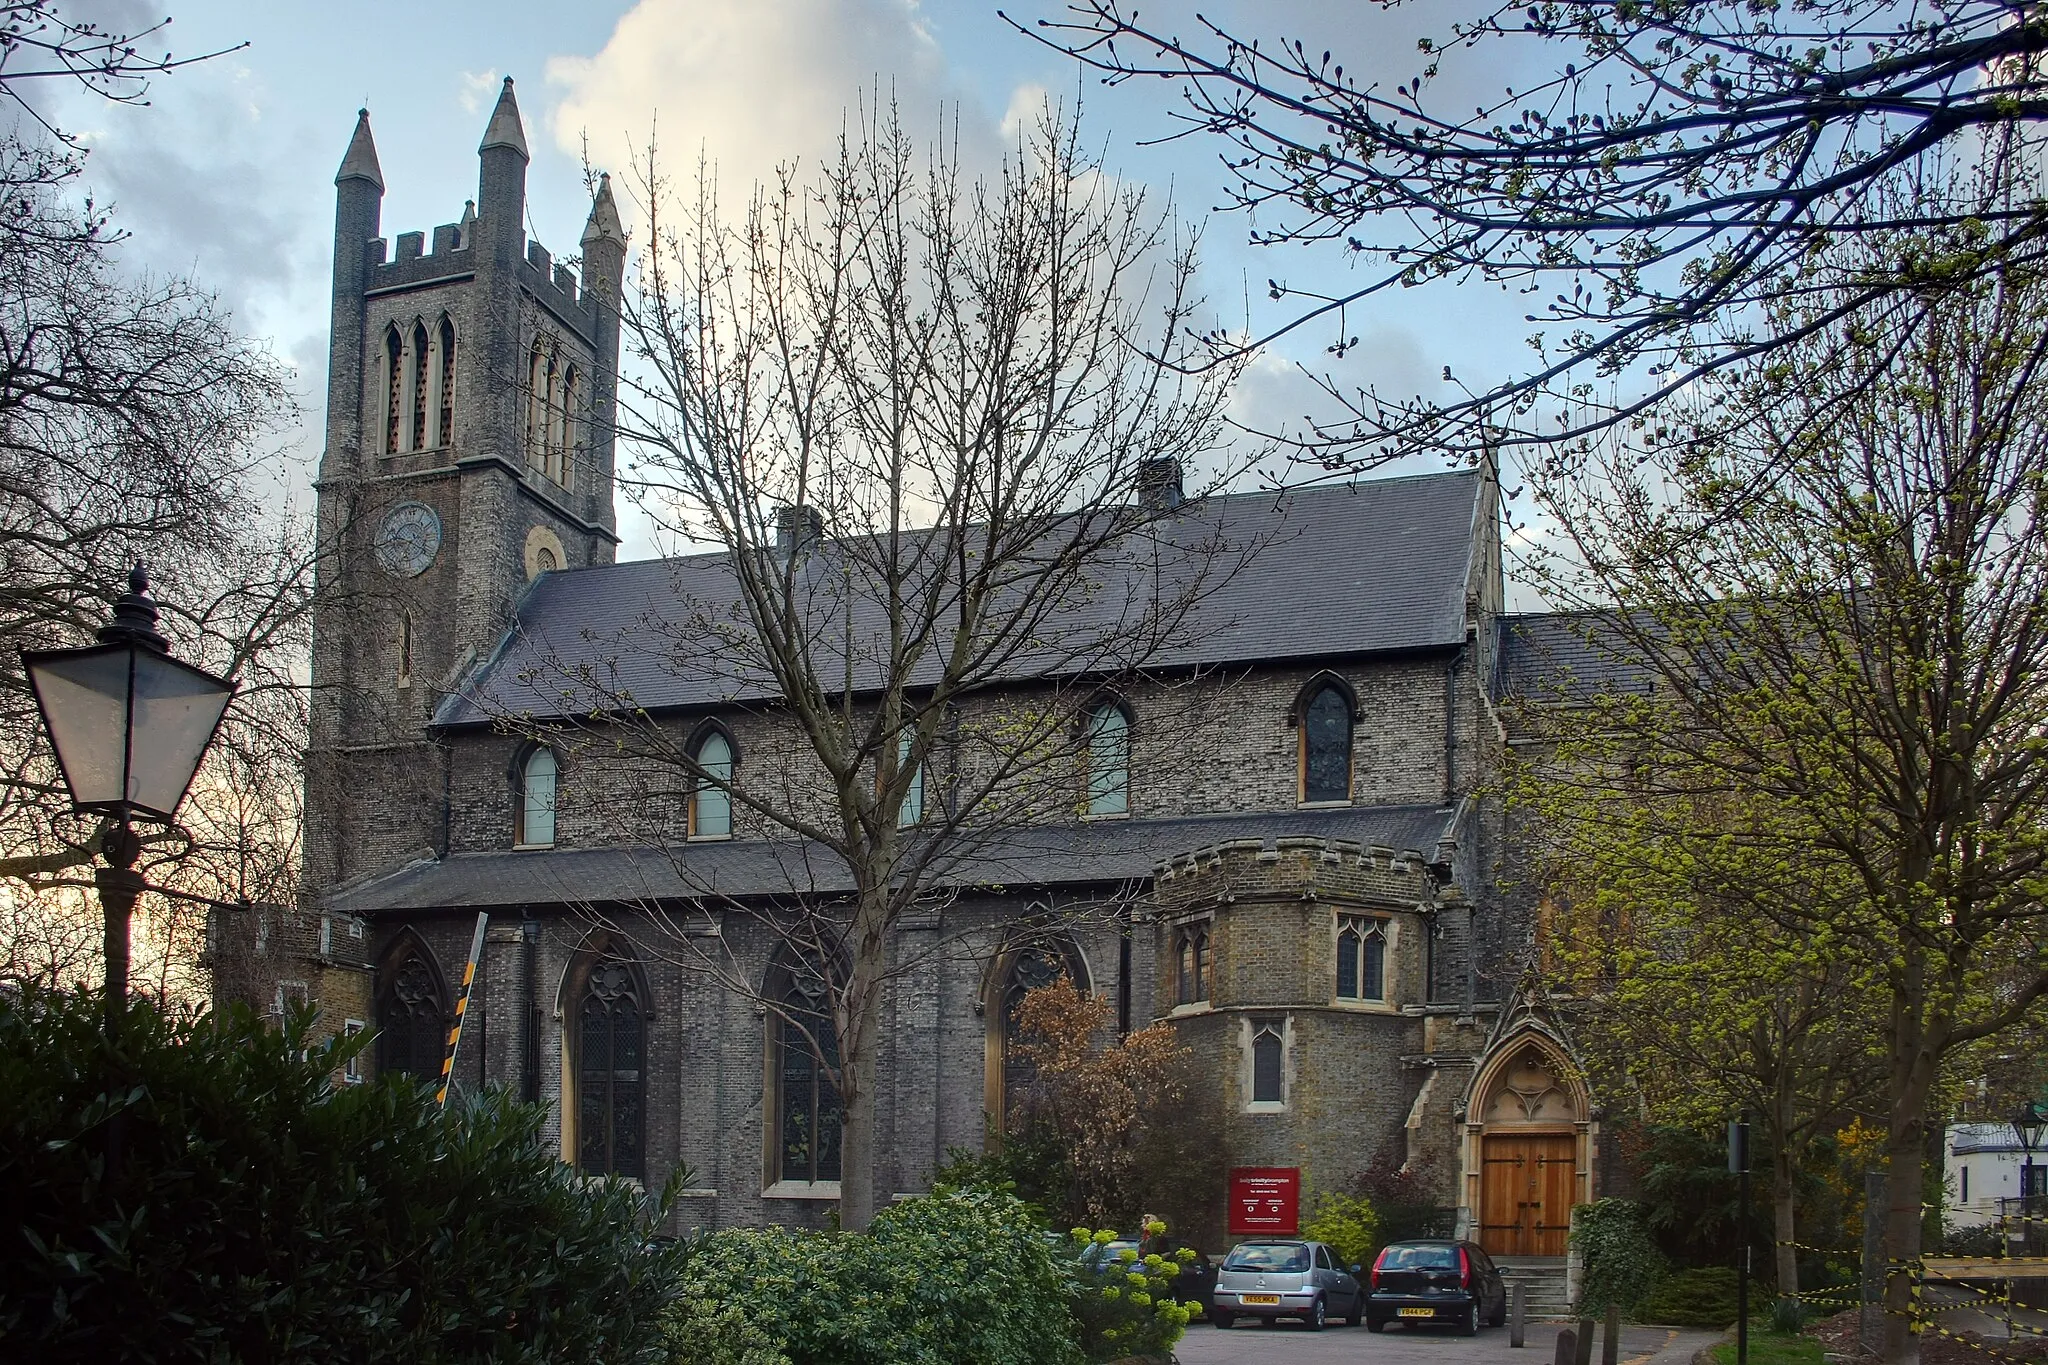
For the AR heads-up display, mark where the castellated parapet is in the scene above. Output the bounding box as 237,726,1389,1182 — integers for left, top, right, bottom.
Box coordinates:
1151,834,1447,913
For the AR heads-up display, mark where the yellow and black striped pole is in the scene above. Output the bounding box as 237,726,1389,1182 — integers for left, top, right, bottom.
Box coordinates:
436,913,489,1108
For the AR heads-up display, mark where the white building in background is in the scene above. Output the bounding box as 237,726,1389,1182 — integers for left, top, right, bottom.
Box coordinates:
1944,1123,2047,1229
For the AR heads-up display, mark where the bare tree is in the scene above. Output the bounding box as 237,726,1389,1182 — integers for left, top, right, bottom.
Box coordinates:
505,102,1261,1228
1520,197,2048,1363
0,3,305,998
1017,1,2048,466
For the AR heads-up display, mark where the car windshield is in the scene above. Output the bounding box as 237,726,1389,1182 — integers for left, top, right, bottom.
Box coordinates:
1379,1244,1461,1269
1225,1244,1310,1272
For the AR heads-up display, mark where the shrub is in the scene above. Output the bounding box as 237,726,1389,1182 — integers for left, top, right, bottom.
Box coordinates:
1069,1220,1195,1362
659,1187,1083,1365
1301,1191,1381,1269
1573,1199,1670,1317
0,986,681,1363
1635,1267,1740,1327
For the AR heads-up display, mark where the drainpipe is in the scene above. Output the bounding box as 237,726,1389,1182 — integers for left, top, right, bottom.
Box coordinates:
1117,898,1132,1035
522,917,540,1103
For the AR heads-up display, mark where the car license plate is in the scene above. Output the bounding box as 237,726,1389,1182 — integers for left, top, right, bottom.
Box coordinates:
1399,1307,1435,1318
1241,1294,1280,1305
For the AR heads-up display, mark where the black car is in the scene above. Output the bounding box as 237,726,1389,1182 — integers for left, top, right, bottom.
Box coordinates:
1365,1239,1506,1334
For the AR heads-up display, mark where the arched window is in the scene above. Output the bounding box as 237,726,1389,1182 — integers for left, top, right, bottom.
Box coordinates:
770,960,842,1186
1336,915,1388,1002
689,729,734,839
574,951,645,1178
985,939,1087,1138
384,326,404,454
436,315,457,447
1084,702,1130,817
525,338,545,466
397,612,414,686
1298,681,1354,804
517,747,557,847
376,943,448,1081
409,322,430,451
895,731,924,827
1174,921,1210,1006
1250,1017,1286,1105
557,365,579,484
536,546,558,574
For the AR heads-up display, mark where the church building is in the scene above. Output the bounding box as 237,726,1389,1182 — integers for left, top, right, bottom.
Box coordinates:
220,84,1606,1260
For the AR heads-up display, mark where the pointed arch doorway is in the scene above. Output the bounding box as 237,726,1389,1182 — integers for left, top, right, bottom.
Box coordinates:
1464,1034,1591,1258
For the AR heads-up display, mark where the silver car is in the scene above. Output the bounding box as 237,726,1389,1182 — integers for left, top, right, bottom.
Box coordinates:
1210,1239,1364,1330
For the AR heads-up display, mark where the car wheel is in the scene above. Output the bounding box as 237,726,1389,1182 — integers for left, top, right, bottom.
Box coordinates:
1461,1302,1480,1337
1211,1311,1235,1330
1367,1318,1387,1334
1306,1296,1327,1331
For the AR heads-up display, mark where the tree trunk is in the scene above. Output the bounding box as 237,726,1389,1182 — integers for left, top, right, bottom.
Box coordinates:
1773,1147,1800,1308
835,886,892,1232
1881,1116,1926,1365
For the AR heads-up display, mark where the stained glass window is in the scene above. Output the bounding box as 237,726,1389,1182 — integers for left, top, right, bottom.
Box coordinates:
777,969,841,1183
377,950,446,1080
1300,684,1353,803
576,956,644,1179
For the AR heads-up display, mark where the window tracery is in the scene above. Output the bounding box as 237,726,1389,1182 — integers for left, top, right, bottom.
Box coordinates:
376,947,446,1080
574,953,645,1179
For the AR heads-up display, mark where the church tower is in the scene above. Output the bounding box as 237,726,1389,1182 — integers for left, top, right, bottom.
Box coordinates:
304,80,625,894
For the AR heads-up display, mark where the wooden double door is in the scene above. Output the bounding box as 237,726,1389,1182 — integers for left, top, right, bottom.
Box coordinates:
1478,1133,1576,1257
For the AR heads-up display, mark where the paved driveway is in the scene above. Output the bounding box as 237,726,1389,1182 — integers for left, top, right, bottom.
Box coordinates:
1172,1317,1720,1365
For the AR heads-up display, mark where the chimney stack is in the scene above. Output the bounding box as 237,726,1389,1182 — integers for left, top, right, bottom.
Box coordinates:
1136,458,1184,512
775,505,824,558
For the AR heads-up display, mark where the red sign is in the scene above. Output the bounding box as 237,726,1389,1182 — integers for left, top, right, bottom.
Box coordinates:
1228,1166,1301,1235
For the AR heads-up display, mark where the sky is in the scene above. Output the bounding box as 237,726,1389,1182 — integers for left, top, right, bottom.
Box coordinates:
45,0,1544,563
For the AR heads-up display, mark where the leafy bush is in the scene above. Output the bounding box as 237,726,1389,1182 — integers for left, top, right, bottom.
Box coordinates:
1573,1199,1670,1317
1301,1191,1381,1269
0,987,681,1363
1069,1220,1197,1361
659,1187,1084,1365
1768,1296,1811,1333
1635,1267,1740,1327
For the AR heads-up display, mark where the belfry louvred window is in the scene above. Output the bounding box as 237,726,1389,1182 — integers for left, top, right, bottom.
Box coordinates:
384,327,404,454
410,322,429,450
437,316,456,447
576,955,645,1179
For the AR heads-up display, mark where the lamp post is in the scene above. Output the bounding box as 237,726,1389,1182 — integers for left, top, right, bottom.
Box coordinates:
22,566,236,1033
2016,1100,2048,1212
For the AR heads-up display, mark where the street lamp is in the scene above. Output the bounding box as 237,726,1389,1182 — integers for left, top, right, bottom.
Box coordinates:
21,566,236,1030
2015,1100,2048,1210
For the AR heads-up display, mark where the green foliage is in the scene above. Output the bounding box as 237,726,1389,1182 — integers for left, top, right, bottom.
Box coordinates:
1768,1296,1811,1333
659,1187,1085,1365
1572,1199,1669,1318
1355,1147,1453,1247
1635,1267,1740,1328
933,1129,1068,1224
1068,1221,1195,1362
1300,1191,1381,1269
0,986,681,1363
1710,1331,1824,1365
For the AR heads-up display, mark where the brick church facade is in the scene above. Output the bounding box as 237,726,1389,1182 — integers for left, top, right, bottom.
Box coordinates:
219,86,1607,1255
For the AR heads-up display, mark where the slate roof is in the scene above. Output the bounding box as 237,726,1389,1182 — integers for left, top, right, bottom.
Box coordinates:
325,803,1465,914
1494,610,1658,702
436,469,1484,727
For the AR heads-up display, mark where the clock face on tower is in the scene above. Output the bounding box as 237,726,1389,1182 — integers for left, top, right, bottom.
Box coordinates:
373,501,443,578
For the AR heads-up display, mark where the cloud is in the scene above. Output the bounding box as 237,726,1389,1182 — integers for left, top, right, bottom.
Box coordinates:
545,0,983,205
457,69,500,116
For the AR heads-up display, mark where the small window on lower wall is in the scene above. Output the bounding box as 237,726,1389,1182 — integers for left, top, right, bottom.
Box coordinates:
1247,1015,1287,1109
